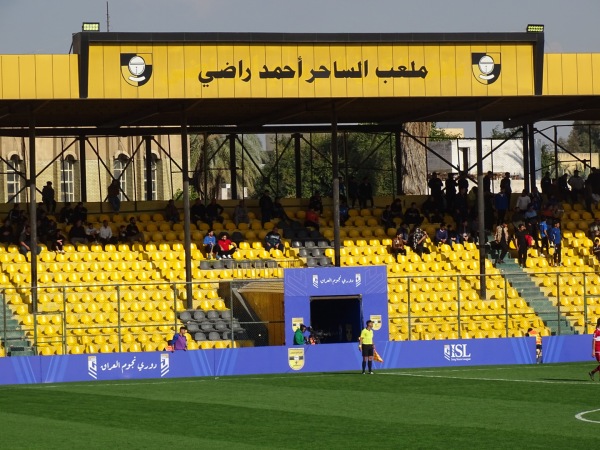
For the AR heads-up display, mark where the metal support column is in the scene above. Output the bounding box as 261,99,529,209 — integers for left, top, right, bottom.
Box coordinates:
144,136,153,201
522,126,530,192
332,104,340,267
395,130,403,195
294,133,302,198
476,119,486,299
528,124,537,191
229,134,237,200
181,114,193,308
29,116,38,312
554,127,559,178
78,135,87,202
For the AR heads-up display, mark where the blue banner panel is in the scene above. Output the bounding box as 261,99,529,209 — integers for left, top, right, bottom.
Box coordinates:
0,355,40,384
542,334,591,363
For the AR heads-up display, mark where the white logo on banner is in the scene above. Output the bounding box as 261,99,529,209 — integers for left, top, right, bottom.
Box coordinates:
88,356,97,379
444,344,472,362
160,353,170,377
312,274,319,288
355,273,361,287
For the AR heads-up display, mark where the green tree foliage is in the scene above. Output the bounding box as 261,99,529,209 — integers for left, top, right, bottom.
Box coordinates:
490,125,523,139
565,120,600,153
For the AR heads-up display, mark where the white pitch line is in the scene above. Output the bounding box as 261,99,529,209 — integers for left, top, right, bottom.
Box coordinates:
380,371,593,385
575,409,600,423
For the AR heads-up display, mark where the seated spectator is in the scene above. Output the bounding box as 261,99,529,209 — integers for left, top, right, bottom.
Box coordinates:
50,228,66,254
390,198,403,220
118,225,128,244
98,220,117,247
164,199,180,224
203,230,218,259
72,202,88,224
594,238,600,261
447,224,458,247
85,222,99,243
190,198,207,224
205,198,224,226
304,207,320,230
409,225,429,257
309,191,323,215
339,200,350,227
404,202,423,226
264,226,285,252
107,179,121,212
7,204,26,227
217,232,236,259
457,219,472,244
68,219,88,246
429,208,444,224
19,224,41,256
381,205,395,230
59,203,74,225
126,217,145,244
434,223,449,246
272,197,290,225
0,220,14,244
390,230,407,261
233,200,250,227
589,218,600,240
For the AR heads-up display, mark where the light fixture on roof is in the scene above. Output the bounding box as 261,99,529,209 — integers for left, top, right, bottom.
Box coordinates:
82,22,100,32
526,24,544,33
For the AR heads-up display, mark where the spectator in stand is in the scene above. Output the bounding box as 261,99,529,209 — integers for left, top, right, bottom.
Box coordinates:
58,203,74,225
457,171,470,194
428,172,444,208
203,230,218,259
409,225,429,257
69,219,88,246
272,197,290,225
515,190,532,223
348,176,359,209
358,177,374,209
84,222,99,243
126,217,145,244
541,172,552,199
589,218,600,240
304,207,320,231
381,205,395,230
339,200,350,227
513,223,530,268
233,199,250,227
390,230,407,261
447,224,459,247
457,219,472,244
483,171,493,195
205,198,224,226
217,232,236,259
403,202,423,227
594,238,600,262
8,204,26,228
259,191,274,227
0,220,13,244
428,208,444,225
164,199,180,224
538,217,550,257
19,224,41,256
494,221,510,265
41,181,56,214
190,198,207,224
98,219,117,247
72,202,88,224
171,327,188,351
445,173,457,213
454,187,470,224
309,191,323,215
118,225,128,244
390,198,403,221
264,226,285,252
500,172,512,198
530,187,543,211
557,173,570,202
107,179,121,212
549,221,562,267
434,223,449,247
568,170,585,204
49,226,66,254
494,188,509,225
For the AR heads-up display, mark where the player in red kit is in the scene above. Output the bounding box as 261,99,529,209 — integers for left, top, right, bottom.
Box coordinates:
589,318,600,380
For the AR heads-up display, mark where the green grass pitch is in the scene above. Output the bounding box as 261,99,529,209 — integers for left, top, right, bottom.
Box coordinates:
1,362,600,449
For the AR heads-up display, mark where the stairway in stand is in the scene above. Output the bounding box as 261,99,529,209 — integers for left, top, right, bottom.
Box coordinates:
0,298,35,356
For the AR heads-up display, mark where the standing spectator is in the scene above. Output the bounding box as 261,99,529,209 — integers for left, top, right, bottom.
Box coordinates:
339,200,349,227
514,223,529,268
428,172,444,208
259,191,274,227
190,198,207,224
264,226,285,252
445,173,457,213
568,170,585,204
494,188,509,225
548,221,562,267
358,177,374,209
541,172,552,198
203,230,217,259
457,171,470,194
308,191,323,215
98,220,117,247
557,173,570,202
500,172,512,198
483,171,493,195
107,179,121,212
19,225,41,256
494,221,509,265
538,217,550,257
205,198,224,226
68,219,88,246
390,230,407,261
233,199,250,227
126,217,145,244
348,176,359,209
217,232,236,259
515,190,532,214
171,327,188,351
358,320,376,375
304,207,320,231
272,197,290,225
41,181,56,214
164,199,180,223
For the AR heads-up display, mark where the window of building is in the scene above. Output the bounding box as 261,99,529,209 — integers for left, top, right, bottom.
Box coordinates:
114,154,129,201
61,155,75,202
7,155,22,203
143,154,158,200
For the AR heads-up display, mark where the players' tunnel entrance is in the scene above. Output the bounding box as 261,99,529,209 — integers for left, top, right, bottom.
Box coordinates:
309,295,362,344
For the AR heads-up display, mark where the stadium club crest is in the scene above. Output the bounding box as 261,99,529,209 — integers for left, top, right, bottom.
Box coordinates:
292,317,304,332
471,52,501,85
370,314,382,331
88,355,97,379
288,348,305,370
160,353,170,377
121,53,153,87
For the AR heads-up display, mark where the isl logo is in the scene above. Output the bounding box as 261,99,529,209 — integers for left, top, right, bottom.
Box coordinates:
444,344,472,362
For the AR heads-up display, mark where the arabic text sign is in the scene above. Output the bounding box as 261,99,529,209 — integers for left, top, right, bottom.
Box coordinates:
87,353,167,380
87,43,535,99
